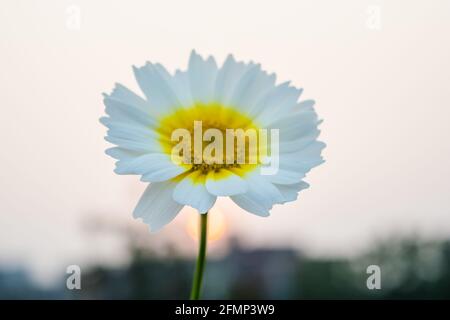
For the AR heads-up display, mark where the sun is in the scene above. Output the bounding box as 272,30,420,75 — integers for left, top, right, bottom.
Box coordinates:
186,207,227,242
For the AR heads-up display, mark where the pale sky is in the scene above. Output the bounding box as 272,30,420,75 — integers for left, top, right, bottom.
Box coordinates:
1,0,450,285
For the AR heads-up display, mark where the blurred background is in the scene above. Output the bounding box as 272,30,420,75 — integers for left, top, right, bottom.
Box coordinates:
1,0,449,299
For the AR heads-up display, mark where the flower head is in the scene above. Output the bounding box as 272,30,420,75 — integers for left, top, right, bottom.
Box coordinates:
101,51,325,231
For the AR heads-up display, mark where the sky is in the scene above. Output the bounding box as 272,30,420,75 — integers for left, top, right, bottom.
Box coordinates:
1,0,450,285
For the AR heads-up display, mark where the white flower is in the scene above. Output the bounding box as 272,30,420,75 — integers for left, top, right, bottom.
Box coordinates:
101,51,325,231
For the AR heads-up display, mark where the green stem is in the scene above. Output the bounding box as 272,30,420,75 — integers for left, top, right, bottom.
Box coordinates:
190,211,208,300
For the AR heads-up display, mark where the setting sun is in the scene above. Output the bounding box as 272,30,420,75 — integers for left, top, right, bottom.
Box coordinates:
186,207,227,242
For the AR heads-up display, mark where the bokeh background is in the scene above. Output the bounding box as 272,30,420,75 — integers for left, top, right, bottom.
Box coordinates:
1,0,450,299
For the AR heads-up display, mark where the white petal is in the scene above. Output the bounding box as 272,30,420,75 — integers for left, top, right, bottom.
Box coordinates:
105,147,140,160
103,122,161,153
297,99,316,111
102,97,157,128
265,169,306,185
188,50,218,103
101,114,162,160
101,117,153,135
228,64,276,114
276,181,310,203
115,153,186,182
231,173,284,217
106,83,150,113
281,141,326,171
266,141,325,184
133,62,181,113
173,69,194,107
253,82,303,126
105,125,157,142
269,107,320,141
105,136,159,153
173,171,216,213
205,170,248,196
247,173,284,204
279,130,321,153
133,181,184,232
214,54,254,104
231,194,270,217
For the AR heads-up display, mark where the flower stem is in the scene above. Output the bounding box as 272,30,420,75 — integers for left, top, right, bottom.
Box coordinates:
190,211,208,300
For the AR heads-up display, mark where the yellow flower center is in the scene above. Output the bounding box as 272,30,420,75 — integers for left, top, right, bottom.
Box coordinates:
156,102,262,182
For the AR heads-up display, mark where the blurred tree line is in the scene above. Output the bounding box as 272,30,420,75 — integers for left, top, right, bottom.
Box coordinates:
1,229,449,299
70,236,450,299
